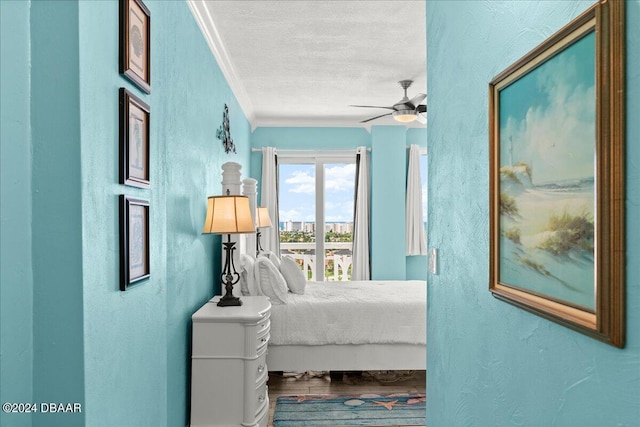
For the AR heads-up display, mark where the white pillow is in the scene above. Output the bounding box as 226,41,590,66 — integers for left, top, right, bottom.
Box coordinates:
260,250,281,269
239,254,261,296
255,257,288,304
280,256,306,295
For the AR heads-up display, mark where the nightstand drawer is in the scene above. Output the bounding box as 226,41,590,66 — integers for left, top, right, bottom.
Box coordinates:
256,404,268,427
252,349,268,384
257,317,270,337
243,373,268,426
190,296,271,427
254,380,268,418
257,311,270,331
257,332,270,354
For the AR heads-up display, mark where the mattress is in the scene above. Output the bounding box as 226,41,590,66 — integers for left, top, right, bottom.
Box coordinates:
268,280,426,346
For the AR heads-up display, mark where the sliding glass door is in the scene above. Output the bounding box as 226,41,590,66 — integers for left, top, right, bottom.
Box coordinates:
278,156,355,281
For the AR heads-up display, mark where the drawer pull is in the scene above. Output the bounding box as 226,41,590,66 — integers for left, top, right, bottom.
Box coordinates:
258,364,265,374
258,394,265,403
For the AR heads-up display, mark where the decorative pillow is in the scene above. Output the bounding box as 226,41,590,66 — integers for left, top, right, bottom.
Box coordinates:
280,256,306,295
239,254,260,296
261,250,281,269
255,256,288,304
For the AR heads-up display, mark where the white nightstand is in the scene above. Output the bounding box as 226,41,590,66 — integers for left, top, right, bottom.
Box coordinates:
190,296,271,427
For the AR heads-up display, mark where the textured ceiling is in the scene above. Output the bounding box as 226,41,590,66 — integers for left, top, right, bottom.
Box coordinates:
190,0,426,129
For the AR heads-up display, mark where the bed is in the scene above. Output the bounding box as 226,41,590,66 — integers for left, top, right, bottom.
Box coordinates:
217,162,427,372
265,279,426,372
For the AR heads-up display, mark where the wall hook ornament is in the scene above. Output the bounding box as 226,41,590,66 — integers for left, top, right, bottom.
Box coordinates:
216,104,236,154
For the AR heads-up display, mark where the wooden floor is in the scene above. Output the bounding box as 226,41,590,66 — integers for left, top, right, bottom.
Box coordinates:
267,370,426,427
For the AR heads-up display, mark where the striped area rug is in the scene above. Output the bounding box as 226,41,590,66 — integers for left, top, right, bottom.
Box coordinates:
273,393,426,426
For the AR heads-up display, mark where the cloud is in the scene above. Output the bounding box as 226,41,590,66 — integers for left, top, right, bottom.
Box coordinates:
503,51,595,184
285,170,315,194
326,214,351,222
280,164,356,222
325,200,355,223
278,209,301,221
325,164,356,193
284,164,356,195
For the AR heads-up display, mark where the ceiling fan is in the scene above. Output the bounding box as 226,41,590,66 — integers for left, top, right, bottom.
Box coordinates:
351,80,427,124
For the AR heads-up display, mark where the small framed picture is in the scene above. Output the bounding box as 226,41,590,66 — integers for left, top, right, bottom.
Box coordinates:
119,88,150,188
120,195,150,291
120,0,150,93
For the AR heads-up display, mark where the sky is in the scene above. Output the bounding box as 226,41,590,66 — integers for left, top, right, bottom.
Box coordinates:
279,163,355,223
279,157,428,225
499,30,595,185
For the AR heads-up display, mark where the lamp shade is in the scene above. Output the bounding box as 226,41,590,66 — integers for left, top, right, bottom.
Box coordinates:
202,195,256,234
256,207,273,229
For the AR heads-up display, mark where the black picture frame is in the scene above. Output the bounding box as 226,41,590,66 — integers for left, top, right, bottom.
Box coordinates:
120,0,151,94
120,195,150,291
119,88,150,188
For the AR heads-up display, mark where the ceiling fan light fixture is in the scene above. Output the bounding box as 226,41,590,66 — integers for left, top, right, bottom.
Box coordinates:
393,109,417,123
352,80,425,124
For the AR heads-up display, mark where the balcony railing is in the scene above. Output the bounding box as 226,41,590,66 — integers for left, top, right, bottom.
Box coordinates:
280,242,352,281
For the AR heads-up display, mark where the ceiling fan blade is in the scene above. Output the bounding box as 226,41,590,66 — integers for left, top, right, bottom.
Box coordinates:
360,112,392,123
409,93,426,107
415,113,427,124
416,104,427,114
350,104,396,110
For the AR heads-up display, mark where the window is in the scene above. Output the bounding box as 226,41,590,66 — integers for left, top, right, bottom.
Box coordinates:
278,155,356,281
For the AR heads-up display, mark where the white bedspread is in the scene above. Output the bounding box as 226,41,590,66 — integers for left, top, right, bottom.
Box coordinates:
268,280,426,346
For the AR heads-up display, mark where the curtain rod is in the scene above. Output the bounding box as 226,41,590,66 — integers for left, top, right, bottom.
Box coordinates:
251,147,425,153
251,148,371,153
407,145,428,155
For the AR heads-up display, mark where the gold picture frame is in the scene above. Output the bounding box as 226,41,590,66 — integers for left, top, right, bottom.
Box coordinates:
120,0,151,94
489,0,625,347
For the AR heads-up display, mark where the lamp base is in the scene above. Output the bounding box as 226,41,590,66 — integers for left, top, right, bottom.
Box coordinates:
216,236,243,307
217,294,242,307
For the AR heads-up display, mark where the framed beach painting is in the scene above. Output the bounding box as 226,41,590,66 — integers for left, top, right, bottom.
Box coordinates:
489,0,625,347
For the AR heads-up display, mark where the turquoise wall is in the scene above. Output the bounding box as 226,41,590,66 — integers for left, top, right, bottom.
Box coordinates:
31,1,86,426
155,2,251,425
78,0,166,424
78,1,250,425
250,126,427,281
1,1,250,426
426,1,640,425
371,126,407,279
0,1,33,427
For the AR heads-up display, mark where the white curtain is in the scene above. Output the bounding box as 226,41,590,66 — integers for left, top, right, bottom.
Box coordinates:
352,146,370,280
261,147,280,256
406,144,427,255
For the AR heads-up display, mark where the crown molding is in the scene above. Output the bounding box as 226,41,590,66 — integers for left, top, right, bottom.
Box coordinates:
187,0,256,126
251,117,371,132
251,117,426,133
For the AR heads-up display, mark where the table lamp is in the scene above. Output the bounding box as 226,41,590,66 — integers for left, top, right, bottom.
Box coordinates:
202,190,255,306
255,207,273,256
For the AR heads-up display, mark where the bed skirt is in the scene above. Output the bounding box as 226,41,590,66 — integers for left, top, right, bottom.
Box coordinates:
266,343,426,372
